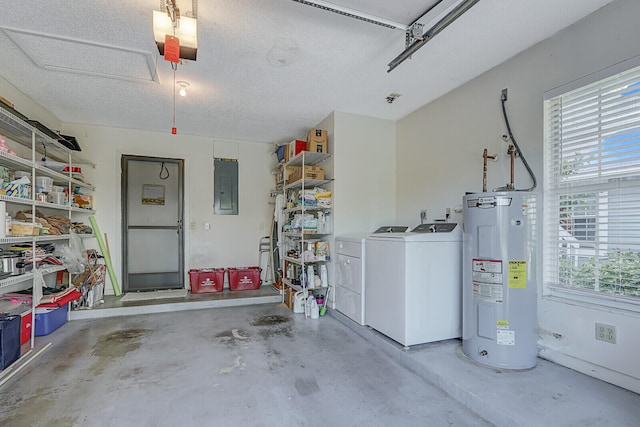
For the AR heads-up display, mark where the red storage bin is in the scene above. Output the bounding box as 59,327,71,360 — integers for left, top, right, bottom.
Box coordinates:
189,268,225,293
20,309,32,345
228,266,261,291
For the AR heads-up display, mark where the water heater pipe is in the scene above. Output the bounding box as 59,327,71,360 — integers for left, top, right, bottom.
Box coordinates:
508,144,515,190
482,148,496,192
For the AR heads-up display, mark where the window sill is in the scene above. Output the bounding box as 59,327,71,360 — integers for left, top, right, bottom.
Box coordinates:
544,285,640,316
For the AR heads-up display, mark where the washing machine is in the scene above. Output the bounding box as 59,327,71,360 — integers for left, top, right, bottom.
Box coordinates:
365,223,462,347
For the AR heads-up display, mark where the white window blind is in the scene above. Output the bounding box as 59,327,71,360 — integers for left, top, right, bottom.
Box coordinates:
544,63,640,301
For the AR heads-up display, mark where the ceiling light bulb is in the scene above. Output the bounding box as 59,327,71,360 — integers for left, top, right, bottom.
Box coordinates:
177,81,190,97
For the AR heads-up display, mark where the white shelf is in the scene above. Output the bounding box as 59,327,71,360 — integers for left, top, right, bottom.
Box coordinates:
284,178,331,190
284,256,330,265
282,278,329,292
34,200,95,214
0,272,34,291
283,231,330,237
0,194,33,207
284,151,331,167
0,106,95,167
283,205,332,213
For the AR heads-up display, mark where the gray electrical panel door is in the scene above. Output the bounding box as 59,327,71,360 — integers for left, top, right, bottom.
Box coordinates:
214,158,238,215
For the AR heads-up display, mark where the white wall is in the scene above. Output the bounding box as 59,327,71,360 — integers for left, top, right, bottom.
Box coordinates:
396,0,640,392
333,111,396,235
310,112,396,308
60,123,273,292
0,76,60,130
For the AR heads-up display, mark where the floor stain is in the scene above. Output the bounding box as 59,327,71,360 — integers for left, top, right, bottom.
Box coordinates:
252,314,290,327
0,393,59,427
294,376,320,396
91,328,151,375
119,366,144,380
259,324,293,339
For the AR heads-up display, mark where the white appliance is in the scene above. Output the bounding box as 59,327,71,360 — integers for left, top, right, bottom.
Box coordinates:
462,191,537,369
365,223,462,347
335,234,368,325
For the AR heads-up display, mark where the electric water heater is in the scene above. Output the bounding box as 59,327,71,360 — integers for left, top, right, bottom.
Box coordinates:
462,191,537,369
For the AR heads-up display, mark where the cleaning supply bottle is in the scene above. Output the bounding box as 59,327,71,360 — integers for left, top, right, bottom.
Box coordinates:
320,265,328,288
307,265,315,289
308,294,319,319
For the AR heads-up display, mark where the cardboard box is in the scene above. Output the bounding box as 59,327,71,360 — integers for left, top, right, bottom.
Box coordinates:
288,165,324,183
276,165,300,185
288,139,307,160
307,129,328,154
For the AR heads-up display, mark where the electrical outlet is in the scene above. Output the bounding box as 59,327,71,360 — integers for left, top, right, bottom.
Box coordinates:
595,323,616,344
501,88,508,101
420,210,427,222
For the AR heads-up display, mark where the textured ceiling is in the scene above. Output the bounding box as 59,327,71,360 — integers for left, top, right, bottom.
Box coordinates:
0,0,616,144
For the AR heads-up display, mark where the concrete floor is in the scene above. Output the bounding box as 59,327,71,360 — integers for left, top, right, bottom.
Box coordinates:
0,304,490,427
1,302,639,427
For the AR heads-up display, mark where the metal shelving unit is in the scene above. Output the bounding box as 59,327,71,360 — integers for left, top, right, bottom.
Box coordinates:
0,104,95,384
280,151,333,316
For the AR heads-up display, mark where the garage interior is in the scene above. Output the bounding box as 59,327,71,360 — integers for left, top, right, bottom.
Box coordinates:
1,1,640,426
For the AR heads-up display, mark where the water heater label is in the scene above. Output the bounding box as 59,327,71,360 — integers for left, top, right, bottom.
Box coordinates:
472,259,502,274
508,260,527,288
472,283,503,302
472,259,504,302
497,329,515,346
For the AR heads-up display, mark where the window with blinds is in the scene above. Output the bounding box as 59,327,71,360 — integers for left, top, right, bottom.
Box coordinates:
544,62,640,303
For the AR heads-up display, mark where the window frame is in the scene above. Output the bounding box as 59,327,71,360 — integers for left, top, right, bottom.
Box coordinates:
543,55,640,312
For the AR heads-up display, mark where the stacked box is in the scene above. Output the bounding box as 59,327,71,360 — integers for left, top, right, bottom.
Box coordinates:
288,165,324,183
307,129,328,153
288,140,307,160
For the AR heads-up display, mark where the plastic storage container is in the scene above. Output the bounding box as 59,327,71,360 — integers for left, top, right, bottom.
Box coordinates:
13,171,30,179
20,309,32,345
0,315,21,370
228,266,261,290
189,268,225,293
35,176,54,193
48,192,66,205
34,303,68,336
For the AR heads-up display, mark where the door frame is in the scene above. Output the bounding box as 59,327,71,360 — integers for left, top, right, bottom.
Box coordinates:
121,154,185,292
